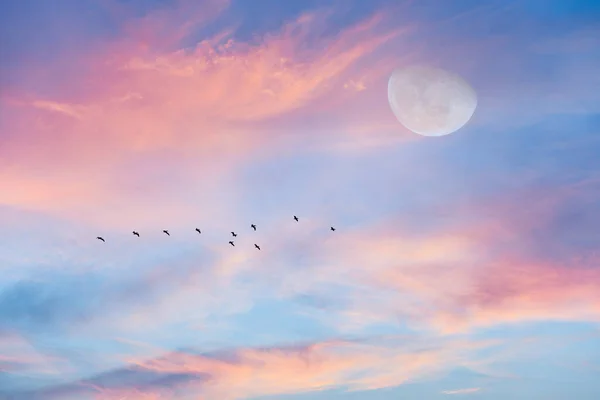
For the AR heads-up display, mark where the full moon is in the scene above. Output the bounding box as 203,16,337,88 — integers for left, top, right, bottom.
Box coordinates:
388,65,477,137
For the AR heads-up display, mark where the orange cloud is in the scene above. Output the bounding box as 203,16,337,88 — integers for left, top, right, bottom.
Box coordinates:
102,10,407,123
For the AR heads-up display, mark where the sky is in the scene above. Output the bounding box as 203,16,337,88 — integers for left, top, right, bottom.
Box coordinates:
1,0,600,399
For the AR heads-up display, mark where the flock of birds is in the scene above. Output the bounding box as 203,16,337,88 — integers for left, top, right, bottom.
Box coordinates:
95,215,336,250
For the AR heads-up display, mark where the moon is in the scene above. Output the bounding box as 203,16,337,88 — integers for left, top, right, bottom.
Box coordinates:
388,65,477,137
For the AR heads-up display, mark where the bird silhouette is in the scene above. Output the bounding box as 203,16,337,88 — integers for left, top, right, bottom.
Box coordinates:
133,231,140,237
231,231,237,237
163,230,170,236
294,215,299,222
251,224,256,231
96,236,105,242
195,228,201,234
254,244,261,250
229,241,235,246
330,227,336,231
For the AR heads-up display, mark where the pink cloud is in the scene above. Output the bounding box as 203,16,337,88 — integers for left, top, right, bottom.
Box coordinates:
0,3,414,231
30,100,86,119
4,171,591,345
251,186,600,334
356,235,600,334
101,10,407,123
433,258,600,333
20,337,498,400
111,337,494,399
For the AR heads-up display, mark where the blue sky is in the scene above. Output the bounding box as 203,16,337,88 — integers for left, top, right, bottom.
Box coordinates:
1,0,599,399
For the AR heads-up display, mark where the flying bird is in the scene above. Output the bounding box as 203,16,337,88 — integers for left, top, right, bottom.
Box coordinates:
294,215,299,222
195,228,201,234
254,244,261,250
163,230,170,236
330,227,336,231
229,241,235,246
96,236,105,242
231,231,237,237
133,231,140,237
251,224,256,231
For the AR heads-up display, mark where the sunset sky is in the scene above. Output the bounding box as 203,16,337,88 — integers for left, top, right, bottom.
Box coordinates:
1,0,600,399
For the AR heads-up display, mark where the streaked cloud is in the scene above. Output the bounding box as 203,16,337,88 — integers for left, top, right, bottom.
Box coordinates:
442,387,481,395
0,3,411,232
17,336,498,399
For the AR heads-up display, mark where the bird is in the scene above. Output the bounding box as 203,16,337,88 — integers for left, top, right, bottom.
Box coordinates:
231,231,237,237
195,228,201,234
330,226,336,231
251,224,256,231
229,241,235,246
133,231,140,237
254,244,261,250
294,215,299,222
163,230,170,236
96,236,105,242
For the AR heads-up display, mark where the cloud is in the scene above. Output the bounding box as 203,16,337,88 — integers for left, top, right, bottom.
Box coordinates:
0,332,72,395
3,1,600,398
241,183,600,334
442,387,481,395
30,100,86,119
2,126,597,373
343,79,367,92
14,336,497,400
0,3,412,232
100,8,405,124
0,242,224,336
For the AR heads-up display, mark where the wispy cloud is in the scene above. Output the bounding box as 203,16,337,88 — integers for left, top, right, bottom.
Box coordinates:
442,387,481,395
30,100,86,119
18,336,497,399
0,4,411,231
